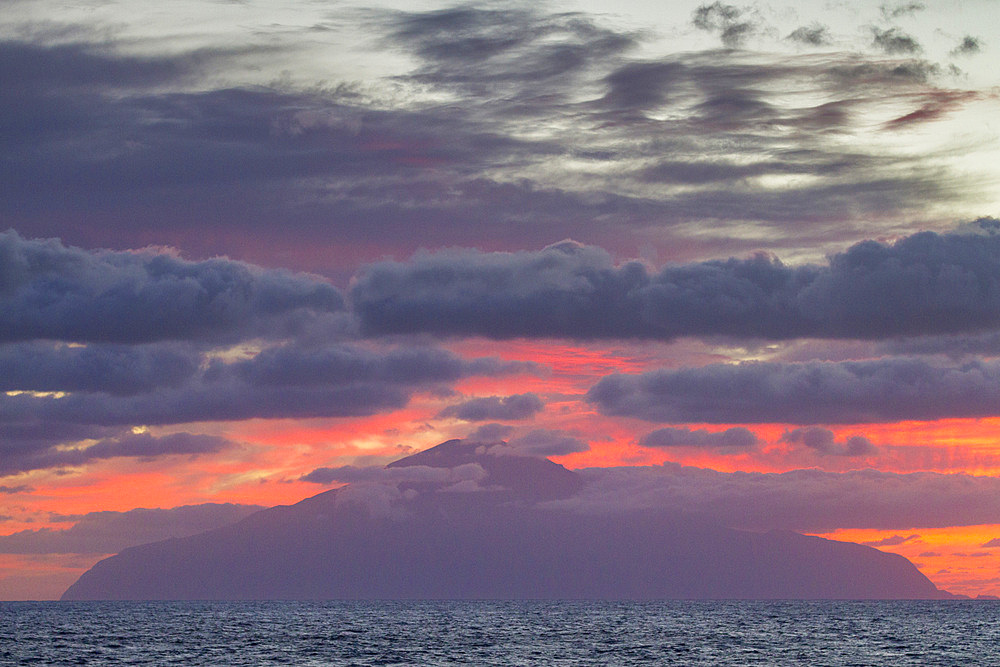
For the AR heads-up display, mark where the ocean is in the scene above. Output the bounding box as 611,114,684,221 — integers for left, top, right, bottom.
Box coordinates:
2,599,999,665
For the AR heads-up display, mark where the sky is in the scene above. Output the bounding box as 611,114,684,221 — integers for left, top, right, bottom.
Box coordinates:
1,0,1000,600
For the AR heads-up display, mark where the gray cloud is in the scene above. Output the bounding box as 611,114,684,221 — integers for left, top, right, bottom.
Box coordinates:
438,393,544,421
982,538,1000,548
0,503,264,554
951,36,982,56
385,6,638,102
639,426,759,450
692,3,758,48
787,25,830,46
587,357,1000,424
353,222,1000,343
871,27,922,54
780,427,877,457
880,3,925,20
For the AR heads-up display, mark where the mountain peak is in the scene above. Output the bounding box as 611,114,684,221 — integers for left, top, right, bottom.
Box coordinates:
388,438,584,501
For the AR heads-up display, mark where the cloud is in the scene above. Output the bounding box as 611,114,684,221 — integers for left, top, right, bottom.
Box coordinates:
780,427,877,457
951,36,982,56
1,8,983,271
438,393,544,421
882,88,982,131
353,223,1000,343
0,231,345,344
880,3,925,20
0,503,264,554
0,431,235,475
0,344,531,430
787,25,830,46
871,27,921,54
692,3,758,48
467,423,515,442
385,6,638,100
982,538,1000,548
300,462,486,486
0,485,32,494
502,429,590,457
0,342,199,395
587,357,1000,424
861,534,920,547
555,465,1000,532
639,426,759,451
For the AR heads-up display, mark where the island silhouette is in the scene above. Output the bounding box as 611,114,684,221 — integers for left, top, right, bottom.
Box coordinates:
62,439,951,600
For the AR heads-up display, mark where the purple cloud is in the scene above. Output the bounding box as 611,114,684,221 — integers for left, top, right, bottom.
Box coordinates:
502,429,590,457
353,223,1000,343
780,427,877,457
0,431,235,476
0,231,345,344
587,357,1000,424
438,393,544,421
639,426,759,450
558,465,1000,532
0,344,530,428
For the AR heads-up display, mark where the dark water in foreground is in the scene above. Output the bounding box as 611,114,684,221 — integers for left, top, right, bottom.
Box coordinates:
2,600,999,666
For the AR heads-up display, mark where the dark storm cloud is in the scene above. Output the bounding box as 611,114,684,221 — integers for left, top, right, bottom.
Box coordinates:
0,344,532,429
587,357,1000,424
639,426,759,450
0,431,234,475
0,342,199,395
559,465,1000,532
353,222,1000,342
0,503,264,554
0,231,345,344
438,393,544,421
780,427,877,457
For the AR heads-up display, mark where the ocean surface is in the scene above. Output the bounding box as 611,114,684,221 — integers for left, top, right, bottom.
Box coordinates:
2,599,999,665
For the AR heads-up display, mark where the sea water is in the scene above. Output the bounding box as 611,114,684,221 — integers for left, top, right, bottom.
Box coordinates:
2,599,999,665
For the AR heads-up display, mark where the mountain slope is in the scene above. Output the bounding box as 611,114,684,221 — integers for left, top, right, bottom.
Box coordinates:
62,440,948,600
